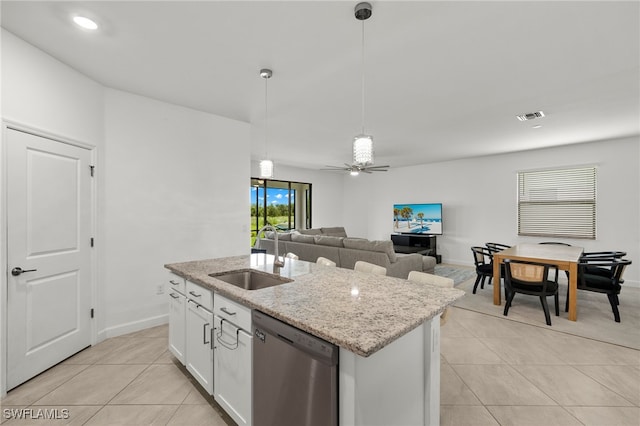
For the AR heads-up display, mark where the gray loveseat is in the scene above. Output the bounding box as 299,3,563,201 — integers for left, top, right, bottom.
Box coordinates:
255,227,436,279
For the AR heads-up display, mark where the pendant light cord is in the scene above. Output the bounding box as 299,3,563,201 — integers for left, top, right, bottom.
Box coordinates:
264,75,269,159
361,17,366,135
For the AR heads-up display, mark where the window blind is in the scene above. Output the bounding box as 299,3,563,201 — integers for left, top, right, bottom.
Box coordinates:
518,167,596,239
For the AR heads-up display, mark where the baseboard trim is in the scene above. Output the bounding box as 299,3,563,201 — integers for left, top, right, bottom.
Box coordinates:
98,314,169,341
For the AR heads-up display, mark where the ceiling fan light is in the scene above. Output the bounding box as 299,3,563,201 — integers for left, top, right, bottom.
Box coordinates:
353,134,373,165
259,159,274,178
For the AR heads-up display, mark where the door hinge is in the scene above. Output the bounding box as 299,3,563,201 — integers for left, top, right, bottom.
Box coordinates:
89,165,95,177
90,237,94,247
90,308,94,318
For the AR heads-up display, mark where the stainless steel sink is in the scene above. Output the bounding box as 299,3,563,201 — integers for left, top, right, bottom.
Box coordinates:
210,270,293,290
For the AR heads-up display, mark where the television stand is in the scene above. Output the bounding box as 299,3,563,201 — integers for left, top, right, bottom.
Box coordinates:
391,234,441,263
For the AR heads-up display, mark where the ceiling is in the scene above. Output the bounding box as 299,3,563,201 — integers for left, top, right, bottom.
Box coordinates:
2,1,639,170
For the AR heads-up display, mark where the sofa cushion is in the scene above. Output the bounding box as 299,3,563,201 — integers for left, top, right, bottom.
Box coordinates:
278,232,292,241
291,234,316,244
314,235,344,247
343,238,397,263
320,227,348,237
298,228,322,235
263,231,292,241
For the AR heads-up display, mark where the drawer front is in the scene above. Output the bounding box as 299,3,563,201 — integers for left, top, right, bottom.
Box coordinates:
214,293,251,331
186,280,213,311
168,272,186,295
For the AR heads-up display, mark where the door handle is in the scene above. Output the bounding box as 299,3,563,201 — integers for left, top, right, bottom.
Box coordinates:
11,267,37,276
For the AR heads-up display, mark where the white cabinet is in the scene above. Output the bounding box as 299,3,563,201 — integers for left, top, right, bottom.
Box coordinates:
167,273,186,364
185,282,214,395
214,294,252,426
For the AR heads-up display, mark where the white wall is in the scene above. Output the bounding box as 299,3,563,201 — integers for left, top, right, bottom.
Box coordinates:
1,29,251,347
342,137,640,287
250,161,345,230
103,90,249,336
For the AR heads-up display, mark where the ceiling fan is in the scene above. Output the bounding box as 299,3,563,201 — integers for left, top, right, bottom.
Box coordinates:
322,163,390,176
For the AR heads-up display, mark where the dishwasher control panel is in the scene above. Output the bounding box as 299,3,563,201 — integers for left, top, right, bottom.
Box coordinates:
252,310,338,365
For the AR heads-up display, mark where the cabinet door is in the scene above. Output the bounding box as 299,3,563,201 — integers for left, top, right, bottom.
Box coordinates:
168,291,186,365
186,301,214,395
214,315,252,426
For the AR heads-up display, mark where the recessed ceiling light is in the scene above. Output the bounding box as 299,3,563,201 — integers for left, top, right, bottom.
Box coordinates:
73,16,98,30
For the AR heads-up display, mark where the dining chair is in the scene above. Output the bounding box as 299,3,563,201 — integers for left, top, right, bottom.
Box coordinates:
316,256,337,267
470,246,495,294
575,258,631,322
563,251,626,312
285,252,299,260
485,242,511,253
503,259,559,326
407,271,454,324
538,241,572,282
354,261,387,276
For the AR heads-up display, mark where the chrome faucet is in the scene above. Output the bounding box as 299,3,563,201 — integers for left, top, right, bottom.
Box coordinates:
255,225,285,272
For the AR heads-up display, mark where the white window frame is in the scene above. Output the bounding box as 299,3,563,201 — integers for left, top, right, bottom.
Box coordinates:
517,166,596,239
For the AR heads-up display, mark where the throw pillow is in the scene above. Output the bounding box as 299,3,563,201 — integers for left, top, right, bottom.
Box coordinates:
298,228,322,235
320,227,348,237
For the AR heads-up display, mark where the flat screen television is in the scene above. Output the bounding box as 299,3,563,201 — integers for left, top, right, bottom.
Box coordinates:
393,203,443,235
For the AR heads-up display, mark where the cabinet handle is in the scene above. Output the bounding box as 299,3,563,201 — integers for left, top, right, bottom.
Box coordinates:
169,280,180,286
216,318,239,350
189,291,201,297
211,327,215,350
203,322,210,345
220,307,236,316
169,293,179,299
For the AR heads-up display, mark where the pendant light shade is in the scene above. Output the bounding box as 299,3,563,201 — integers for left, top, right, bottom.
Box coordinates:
259,159,273,178
353,134,373,165
259,68,274,178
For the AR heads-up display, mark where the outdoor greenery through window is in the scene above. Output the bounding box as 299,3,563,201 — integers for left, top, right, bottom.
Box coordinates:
250,178,312,246
517,166,596,239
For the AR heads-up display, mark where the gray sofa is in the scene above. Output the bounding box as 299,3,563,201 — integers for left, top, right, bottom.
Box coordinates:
256,227,436,279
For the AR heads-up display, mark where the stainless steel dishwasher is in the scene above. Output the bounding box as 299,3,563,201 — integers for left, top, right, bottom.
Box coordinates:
252,310,338,426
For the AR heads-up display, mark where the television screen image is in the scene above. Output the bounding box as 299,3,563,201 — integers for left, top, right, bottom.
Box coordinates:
393,203,443,235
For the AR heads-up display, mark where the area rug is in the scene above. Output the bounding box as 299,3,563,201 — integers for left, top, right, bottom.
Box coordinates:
451,271,640,350
434,264,477,286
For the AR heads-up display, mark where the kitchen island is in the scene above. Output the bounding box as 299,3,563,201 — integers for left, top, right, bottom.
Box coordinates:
166,253,464,426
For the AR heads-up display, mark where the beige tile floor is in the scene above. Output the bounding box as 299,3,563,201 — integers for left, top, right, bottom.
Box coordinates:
2,308,639,425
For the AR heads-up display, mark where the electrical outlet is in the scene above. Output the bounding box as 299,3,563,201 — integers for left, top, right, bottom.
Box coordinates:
156,284,164,295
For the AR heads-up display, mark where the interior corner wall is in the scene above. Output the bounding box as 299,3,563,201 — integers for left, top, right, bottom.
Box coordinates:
341,137,640,287
1,29,251,344
104,89,250,336
250,161,346,230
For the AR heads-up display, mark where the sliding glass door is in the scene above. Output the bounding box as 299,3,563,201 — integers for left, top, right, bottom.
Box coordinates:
250,178,311,246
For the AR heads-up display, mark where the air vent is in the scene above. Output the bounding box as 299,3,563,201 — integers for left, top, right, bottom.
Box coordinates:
516,111,545,121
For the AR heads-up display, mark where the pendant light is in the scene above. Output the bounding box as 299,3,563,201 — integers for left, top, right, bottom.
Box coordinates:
353,2,374,166
259,68,274,178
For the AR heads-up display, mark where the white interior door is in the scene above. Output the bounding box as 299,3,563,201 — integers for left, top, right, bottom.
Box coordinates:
6,127,93,390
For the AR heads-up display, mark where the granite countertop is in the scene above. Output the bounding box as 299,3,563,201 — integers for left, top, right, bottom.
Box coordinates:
165,253,465,357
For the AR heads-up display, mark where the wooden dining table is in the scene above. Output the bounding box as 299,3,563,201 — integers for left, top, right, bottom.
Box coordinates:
492,243,584,321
